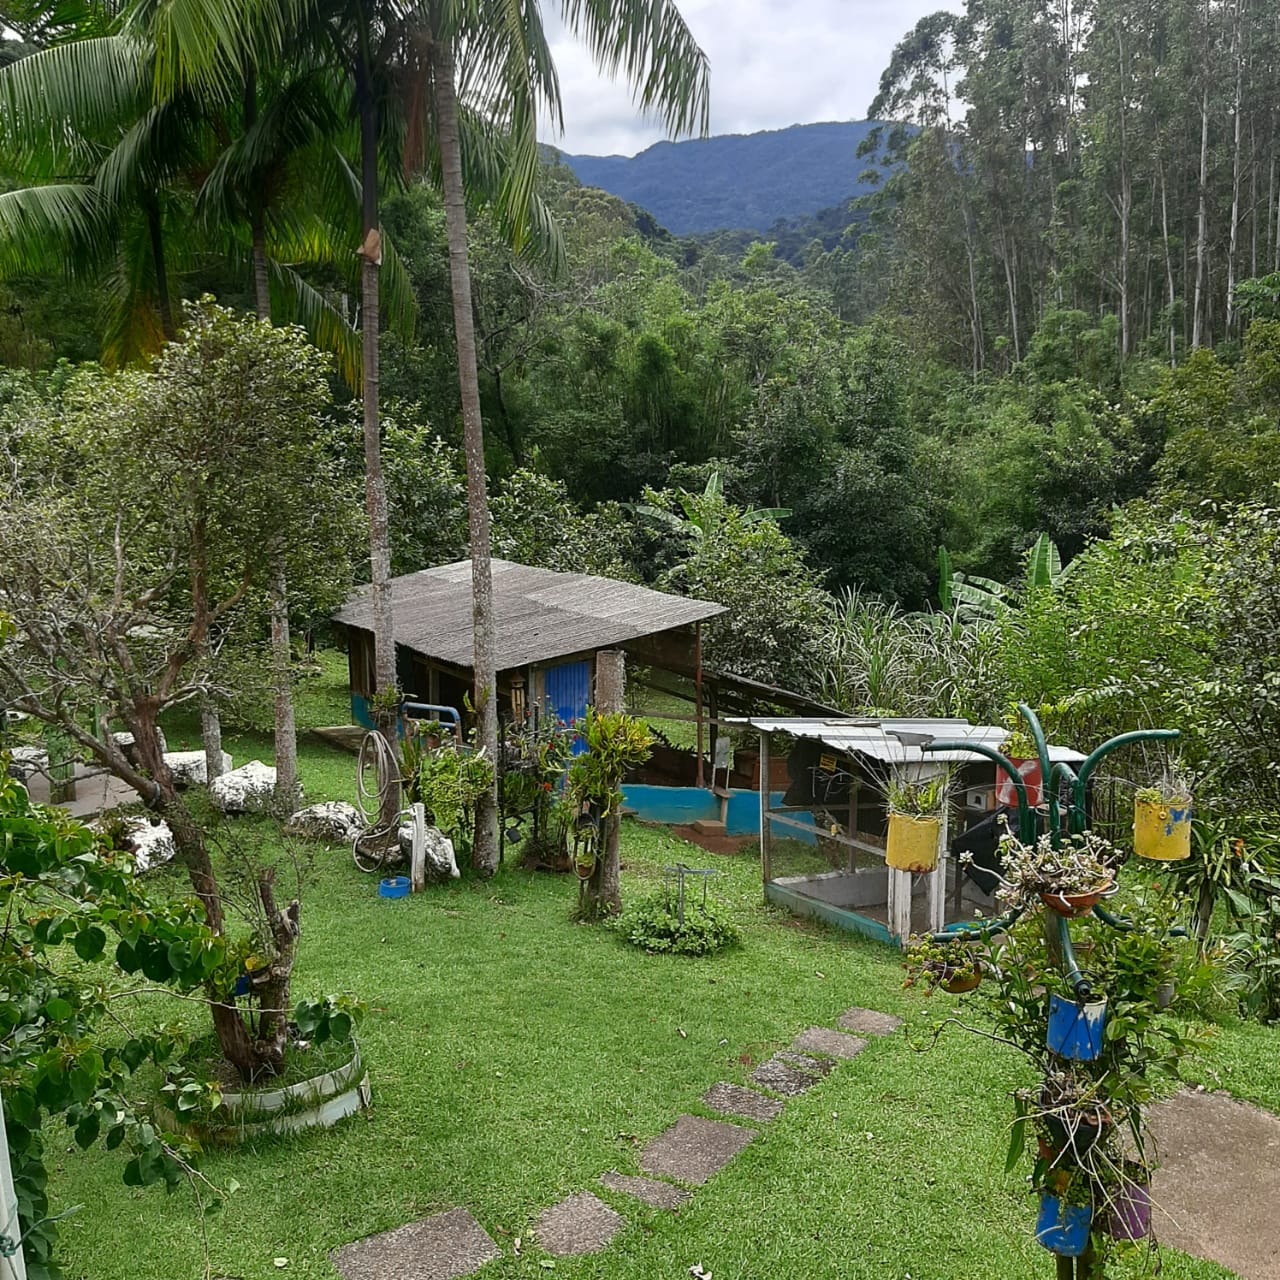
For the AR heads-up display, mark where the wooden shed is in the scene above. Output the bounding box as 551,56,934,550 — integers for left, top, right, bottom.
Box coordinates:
332,559,726,729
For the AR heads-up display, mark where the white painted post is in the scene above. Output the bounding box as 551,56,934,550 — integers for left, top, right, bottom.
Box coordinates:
0,1087,28,1280
927,795,950,933
410,802,426,893
759,731,772,886
889,866,912,943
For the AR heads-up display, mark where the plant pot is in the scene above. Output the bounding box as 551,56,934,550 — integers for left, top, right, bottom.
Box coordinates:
1105,1176,1152,1242
1047,994,1107,1061
1035,1195,1093,1257
574,854,596,881
1042,1104,1110,1156
1134,797,1192,861
159,1042,370,1147
1156,979,1176,1010
996,757,1044,809
937,961,982,994
1040,879,1114,918
886,812,940,873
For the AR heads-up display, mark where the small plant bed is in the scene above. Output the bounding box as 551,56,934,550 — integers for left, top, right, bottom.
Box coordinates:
612,886,741,956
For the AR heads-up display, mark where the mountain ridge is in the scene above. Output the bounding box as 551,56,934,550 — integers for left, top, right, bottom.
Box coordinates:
554,119,890,236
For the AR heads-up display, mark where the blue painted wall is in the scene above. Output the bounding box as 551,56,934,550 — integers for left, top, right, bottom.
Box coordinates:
621,784,789,837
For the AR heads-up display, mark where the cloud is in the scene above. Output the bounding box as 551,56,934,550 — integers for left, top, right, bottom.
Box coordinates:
537,0,954,157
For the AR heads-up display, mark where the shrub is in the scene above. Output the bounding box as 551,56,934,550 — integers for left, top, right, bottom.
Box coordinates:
612,888,741,956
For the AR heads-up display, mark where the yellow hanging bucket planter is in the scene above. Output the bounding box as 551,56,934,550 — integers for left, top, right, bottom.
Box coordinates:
886,813,941,874
1133,797,1192,862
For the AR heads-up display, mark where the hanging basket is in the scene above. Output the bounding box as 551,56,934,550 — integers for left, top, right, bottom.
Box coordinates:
940,961,982,994
1035,1195,1093,1257
1040,878,1115,918
1047,994,1107,1061
1133,796,1192,861
1105,1174,1152,1242
886,813,940,874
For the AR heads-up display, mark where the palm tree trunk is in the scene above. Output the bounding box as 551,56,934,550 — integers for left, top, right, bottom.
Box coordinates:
142,193,176,341
431,35,499,876
270,550,300,813
354,48,396,700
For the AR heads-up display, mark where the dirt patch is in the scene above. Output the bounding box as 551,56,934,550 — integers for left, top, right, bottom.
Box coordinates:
670,824,755,856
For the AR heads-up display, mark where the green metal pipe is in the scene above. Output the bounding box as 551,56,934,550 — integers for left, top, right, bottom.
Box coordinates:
1017,703,1058,840
923,739,1036,844
1076,728,1179,794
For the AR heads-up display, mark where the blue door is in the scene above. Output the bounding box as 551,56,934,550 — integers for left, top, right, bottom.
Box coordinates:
544,660,591,753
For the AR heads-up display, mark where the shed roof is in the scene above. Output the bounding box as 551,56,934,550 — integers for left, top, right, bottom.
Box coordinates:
734,717,1086,766
334,559,726,672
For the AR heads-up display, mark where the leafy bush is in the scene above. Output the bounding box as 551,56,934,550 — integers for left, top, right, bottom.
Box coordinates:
612,888,741,956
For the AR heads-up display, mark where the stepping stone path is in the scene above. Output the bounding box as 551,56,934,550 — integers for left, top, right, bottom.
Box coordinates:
333,1007,907,1273
534,1192,625,1256
639,1114,756,1185
702,1081,784,1123
838,1007,903,1037
331,1207,500,1280
749,1049,835,1097
1147,1089,1280,1280
600,1170,691,1210
792,1026,868,1060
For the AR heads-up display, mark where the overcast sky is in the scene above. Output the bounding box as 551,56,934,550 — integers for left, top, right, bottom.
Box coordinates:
538,1,954,157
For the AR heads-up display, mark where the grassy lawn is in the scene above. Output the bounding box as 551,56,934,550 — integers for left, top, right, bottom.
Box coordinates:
41,655,1272,1280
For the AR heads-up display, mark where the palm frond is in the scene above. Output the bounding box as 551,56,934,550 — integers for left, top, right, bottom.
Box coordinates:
557,0,710,138
268,258,361,389
0,184,114,277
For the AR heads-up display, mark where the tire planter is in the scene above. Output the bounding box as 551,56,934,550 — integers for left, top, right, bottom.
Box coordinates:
1047,995,1107,1061
1035,1195,1093,1257
1134,797,1192,861
1040,879,1114,918
886,813,941,873
160,1042,370,1147
1105,1176,1152,1242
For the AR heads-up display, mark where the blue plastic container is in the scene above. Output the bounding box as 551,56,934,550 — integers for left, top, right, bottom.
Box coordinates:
378,876,411,899
1047,994,1106,1061
233,974,252,998
1035,1195,1093,1256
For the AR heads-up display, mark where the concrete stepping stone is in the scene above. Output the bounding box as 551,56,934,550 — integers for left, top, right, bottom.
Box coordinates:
838,1007,903,1037
1147,1090,1280,1280
533,1192,625,1257
600,1170,691,1210
750,1051,835,1097
792,1026,868,1060
702,1081,784,1123
331,1207,500,1280
639,1114,755,1185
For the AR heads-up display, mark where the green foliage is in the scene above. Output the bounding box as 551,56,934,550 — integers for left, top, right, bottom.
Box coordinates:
293,995,365,1047
611,887,741,956
415,742,495,854
563,709,653,817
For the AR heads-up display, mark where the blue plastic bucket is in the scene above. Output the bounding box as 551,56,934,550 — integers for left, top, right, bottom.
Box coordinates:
233,974,252,998
1047,994,1106,1061
378,876,411,899
1036,1195,1093,1256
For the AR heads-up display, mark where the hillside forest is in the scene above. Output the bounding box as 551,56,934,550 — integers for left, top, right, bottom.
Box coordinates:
4,3,1280,935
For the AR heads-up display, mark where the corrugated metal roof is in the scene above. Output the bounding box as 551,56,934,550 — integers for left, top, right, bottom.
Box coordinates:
732,717,1085,765
333,559,726,671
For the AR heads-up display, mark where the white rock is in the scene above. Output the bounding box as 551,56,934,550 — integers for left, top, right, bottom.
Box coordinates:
397,822,460,881
209,760,277,814
121,818,177,872
112,728,167,766
164,749,232,787
7,746,48,780
285,801,363,844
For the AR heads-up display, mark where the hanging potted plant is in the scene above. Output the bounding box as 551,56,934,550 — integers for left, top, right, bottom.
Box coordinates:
1034,1171,1094,1257
1047,992,1108,1061
1133,770,1193,862
884,773,949,873
1102,1157,1153,1242
995,831,1118,917
904,933,983,994
996,709,1045,810
1034,1073,1113,1158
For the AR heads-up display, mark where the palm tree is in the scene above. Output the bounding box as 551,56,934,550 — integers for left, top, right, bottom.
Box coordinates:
419,0,710,874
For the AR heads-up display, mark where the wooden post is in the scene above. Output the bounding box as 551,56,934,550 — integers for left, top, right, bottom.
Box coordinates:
759,730,772,886
927,785,950,933
587,650,626,916
694,623,705,789
409,802,426,893
0,1082,28,1279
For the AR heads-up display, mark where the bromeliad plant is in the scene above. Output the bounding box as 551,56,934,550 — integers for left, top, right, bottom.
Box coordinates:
563,709,653,819
884,772,950,818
